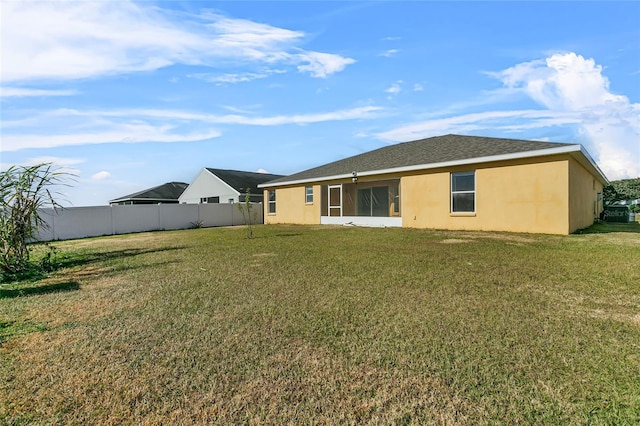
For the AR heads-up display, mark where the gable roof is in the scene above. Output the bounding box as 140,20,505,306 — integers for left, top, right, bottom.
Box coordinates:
205,168,284,194
260,134,608,187
110,182,189,203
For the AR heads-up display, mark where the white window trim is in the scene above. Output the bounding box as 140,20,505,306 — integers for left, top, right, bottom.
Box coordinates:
305,186,313,204
451,171,476,214
268,190,276,214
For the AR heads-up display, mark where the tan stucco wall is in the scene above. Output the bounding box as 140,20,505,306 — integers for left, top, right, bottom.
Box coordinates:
263,185,321,224
569,157,603,233
263,154,605,234
401,156,570,234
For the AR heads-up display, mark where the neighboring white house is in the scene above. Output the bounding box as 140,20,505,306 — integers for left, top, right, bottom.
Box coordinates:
178,168,284,204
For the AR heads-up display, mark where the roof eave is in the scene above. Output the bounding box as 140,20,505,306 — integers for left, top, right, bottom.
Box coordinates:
259,144,594,188
574,145,610,186
109,198,179,203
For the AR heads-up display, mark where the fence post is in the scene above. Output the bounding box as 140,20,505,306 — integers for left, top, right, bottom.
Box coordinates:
51,208,56,240
110,205,115,235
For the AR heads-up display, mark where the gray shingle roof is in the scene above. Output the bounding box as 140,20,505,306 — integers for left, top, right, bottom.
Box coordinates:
205,168,284,194
262,134,576,186
110,182,189,203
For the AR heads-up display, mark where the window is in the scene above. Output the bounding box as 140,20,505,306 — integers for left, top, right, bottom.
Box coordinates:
305,186,313,204
229,199,234,204
268,190,276,214
200,196,219,204
451,171,475,213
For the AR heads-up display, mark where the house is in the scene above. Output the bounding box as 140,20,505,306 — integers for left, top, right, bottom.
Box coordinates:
109,182,189,205
258,134,609,235
179,168,284,204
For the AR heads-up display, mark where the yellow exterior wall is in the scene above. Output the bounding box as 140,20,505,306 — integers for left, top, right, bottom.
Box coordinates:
569,157,603,233
401,156,570,234
263,185,321,225
263,153,605,235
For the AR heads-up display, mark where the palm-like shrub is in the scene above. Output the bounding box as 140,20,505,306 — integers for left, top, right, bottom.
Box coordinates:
0,163,71,274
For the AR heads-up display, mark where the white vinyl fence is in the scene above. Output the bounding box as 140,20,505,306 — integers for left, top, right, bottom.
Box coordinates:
33,203,263,242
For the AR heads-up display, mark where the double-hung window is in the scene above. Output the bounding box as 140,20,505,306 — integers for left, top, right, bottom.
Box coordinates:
305,186,313,204
268,190,276,214
451,171,475,213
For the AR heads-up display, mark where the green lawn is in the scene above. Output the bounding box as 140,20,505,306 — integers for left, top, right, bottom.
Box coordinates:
1,224,639,424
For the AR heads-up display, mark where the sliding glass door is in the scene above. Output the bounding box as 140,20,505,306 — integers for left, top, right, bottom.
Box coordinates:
357,186,389,217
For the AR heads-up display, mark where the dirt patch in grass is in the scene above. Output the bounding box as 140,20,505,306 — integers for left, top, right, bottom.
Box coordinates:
440,239,472,244
467,233,537,244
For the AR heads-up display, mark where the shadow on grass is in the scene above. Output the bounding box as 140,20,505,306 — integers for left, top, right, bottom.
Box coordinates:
1,246,189,284
577,222,640,234
0,281,80,299
55,246,190,269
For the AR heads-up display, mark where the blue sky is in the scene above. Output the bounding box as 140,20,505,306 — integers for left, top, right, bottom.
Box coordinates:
2,1,639,206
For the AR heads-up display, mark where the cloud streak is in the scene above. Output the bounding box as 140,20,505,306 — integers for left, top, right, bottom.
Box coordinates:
2,106,382,151
2,126,222,152
2,1,355,83
377,110,583,141
0,87,80,97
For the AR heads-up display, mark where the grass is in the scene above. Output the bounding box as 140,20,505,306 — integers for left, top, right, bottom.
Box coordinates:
1,224,639,424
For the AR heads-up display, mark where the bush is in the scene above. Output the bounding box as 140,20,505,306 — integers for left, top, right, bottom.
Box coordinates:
0,163,72,276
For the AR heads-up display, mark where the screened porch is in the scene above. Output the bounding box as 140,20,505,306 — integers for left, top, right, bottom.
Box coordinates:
320,179,402,227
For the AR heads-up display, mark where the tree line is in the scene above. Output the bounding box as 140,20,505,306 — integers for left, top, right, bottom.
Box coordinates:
604,177,640,211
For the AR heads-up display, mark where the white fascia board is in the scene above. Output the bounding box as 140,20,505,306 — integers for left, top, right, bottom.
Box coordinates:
259,145,588,188
576,146,610,185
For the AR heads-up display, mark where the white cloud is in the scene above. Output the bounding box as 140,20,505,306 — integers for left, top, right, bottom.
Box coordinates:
33,105,382,126
2,106,382,151
379,53,639,180
9,156,85,176
190,72,269,84
385,81,402,95
490,52,639,180
489,53,627,110
377,110,581,142
91,171,111,180
221,105,261,114
379,49,399,57
256,168,269,174
2,126,222,151
1,1,355,83
189,68,287,84
295,51,356,78
413,83,424,92
22,156,84,167
0,87,79,97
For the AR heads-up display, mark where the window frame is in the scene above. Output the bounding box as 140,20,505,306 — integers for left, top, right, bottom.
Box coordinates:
450,171,476,214
305,186,314,204
200,196,220,204
268,189,276,214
